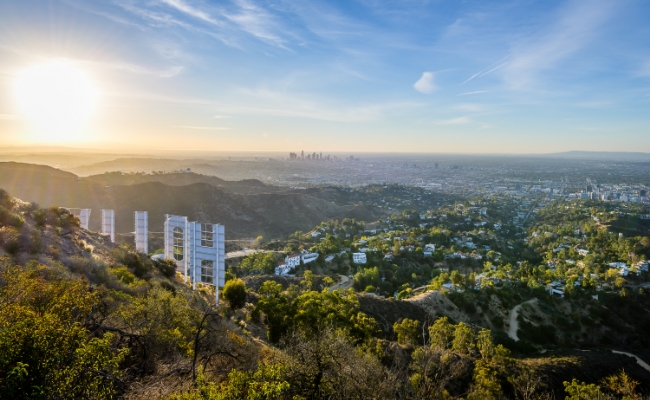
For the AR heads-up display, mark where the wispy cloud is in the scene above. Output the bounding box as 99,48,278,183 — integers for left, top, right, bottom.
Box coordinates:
503,0,615,89
461,55,509,85
223,0,288,48
414,72,436,94
457,90,489,96
159,0,222,25
435,116,471,125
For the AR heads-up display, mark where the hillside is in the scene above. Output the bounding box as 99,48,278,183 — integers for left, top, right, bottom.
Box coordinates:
0,162,381,240
2,189,650,399
84,171,277,194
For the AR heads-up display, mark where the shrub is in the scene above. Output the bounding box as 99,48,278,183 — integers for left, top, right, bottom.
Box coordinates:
112,266,136,285
393,318,421,346
223,278,247,309
112,247,153,278
0,206,24,228
0,189,14,209
153,258,177,279
0,227,20,255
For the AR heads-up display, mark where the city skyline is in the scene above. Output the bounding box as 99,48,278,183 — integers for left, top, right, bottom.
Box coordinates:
1,0,649,153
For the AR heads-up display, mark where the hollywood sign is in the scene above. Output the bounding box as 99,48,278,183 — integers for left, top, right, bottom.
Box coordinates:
63,208,225,304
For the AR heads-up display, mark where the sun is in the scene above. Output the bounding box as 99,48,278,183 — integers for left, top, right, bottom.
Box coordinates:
14,60,98,142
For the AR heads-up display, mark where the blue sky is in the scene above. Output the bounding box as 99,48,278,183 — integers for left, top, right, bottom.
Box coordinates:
0,0,649,153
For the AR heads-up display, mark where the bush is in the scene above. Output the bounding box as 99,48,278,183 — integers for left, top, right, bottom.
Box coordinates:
222,278,247,309
112,247,153,278
0,227,20,255
112,266,136,285
153,258,177,279
0,189,14,209
0,206,24,228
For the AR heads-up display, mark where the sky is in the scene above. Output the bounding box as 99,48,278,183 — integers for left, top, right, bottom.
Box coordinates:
0,0,649,153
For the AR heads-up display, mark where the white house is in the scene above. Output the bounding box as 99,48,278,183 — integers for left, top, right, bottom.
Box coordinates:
423,244,435,257
301,253,319,264
285,254,301,268
325,254,335,262
275,261,291,276
352,253,367,264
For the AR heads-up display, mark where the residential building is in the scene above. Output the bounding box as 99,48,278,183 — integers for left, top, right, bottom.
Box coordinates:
352,253,367,264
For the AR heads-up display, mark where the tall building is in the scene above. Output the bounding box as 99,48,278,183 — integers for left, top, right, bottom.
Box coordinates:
164,215,226,304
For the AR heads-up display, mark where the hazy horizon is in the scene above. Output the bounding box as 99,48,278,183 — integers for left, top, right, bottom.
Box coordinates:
1,0,649,153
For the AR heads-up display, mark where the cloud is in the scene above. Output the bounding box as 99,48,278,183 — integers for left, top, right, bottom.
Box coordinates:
461,55,509,85
223,0,287,47
159,0,222,25
413,72,436,94
504,0,615,89
435,116,471,125
457,90,489,96
83,59,184,78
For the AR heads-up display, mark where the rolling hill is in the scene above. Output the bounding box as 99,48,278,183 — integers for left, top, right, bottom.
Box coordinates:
0,162,381,240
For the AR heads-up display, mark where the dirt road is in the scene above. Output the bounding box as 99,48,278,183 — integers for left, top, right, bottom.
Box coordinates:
612,351,650,373
329,274,352,291
507,298,538,341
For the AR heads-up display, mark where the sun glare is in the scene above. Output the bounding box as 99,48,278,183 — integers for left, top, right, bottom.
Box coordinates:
14,60,98,142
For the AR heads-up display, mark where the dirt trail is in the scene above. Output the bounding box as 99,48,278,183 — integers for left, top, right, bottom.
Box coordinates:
329,274,352,291
507,298,538,341
612,351,650,373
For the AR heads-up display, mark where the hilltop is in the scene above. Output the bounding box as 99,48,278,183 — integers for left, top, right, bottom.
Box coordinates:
0,162,382,239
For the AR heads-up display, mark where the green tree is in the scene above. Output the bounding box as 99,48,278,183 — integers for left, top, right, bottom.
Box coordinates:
393,318,421,346
452,322,475,355
428,317,453,350
0,263,128,399
222,278,247,309
564,379,602,400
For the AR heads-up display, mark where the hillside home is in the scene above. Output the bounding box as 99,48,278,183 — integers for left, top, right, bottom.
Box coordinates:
352,253,367,264
301,253,319,264
285,254,301,268
275,262,291,276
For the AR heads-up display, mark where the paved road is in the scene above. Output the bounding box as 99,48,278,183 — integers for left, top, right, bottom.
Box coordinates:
507,298,538,341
